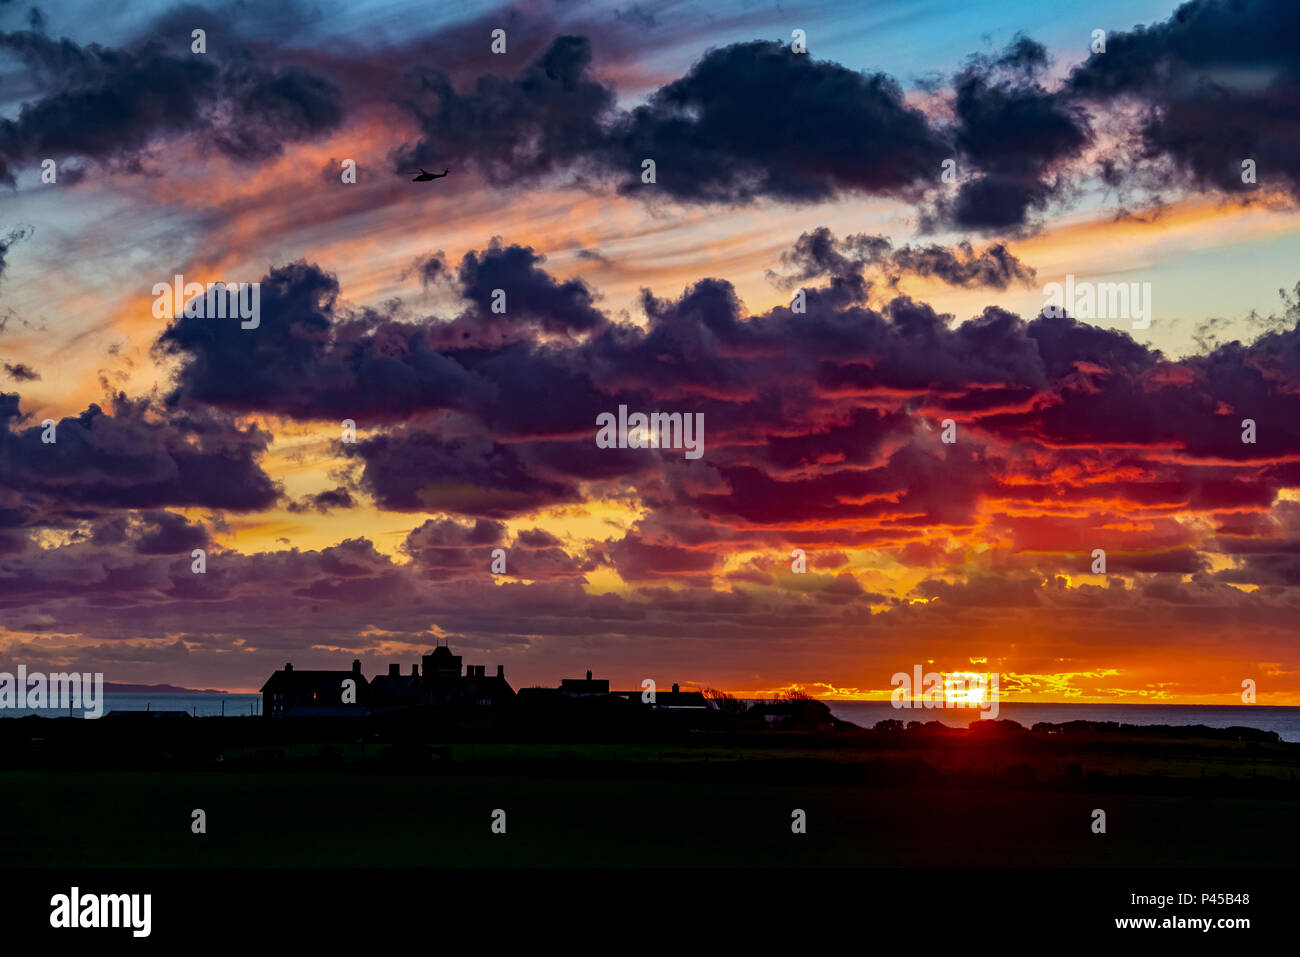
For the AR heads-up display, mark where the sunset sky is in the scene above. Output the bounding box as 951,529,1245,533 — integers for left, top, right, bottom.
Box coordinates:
1,0,1299,703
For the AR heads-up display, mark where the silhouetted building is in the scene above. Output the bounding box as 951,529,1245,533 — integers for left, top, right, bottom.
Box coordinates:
369,664,423,709
560,670,609,696
261,660,369,717
263,646,514,716
613,682,708,710
461,663,514,707
418,647,514,708
422,646,461,680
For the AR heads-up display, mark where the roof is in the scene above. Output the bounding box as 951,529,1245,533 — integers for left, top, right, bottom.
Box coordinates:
611,690,709,708
369,674,421,691
462,674,513,691
560,678,609,694
260,669,367,694
653,691,708,709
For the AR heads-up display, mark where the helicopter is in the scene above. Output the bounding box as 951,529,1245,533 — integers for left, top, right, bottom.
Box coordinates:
405,167,449,182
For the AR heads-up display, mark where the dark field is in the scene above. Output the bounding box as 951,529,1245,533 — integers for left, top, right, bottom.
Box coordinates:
2,723,1298,867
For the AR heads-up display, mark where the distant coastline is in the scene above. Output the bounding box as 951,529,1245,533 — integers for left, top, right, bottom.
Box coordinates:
102,681,228,695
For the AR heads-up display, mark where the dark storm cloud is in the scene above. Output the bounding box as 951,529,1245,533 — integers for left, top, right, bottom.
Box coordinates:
454,240,606,334
159,247,615,427
930,36,1092,232
889,242,1035,289
133,510,209,555
0,32,216,182
158,260,489,420
1121,548,1209,574
0,27,342,184
373,4,1300,225
391,34,615,183
6,0,1290,231
0,391,278,515
390,36,951,204
286,486,356,513
773,227,1036,291
763,406,909,471
345,428,579,517
691,440,996,530
977,303,1300,465
155,247,636,518
392,31,1093,226
769,228,887,304
1217,553,1300,587
326,1,1300,223
605,40,951,203
207,64,343,160
402,517,593,581
604,532,718,581
1201,501,1300,590
6,1,1282,227
373,5,1292,227
466,340,626,438
1067,0,1300,198
405,516,506,551
589,270,1300,530
913,571,1046,608
151,229,1300,594
402,517,505,581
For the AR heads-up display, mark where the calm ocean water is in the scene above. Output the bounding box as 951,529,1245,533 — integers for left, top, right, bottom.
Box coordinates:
0,693,262,719
823,701,1300,742
3,694,1297,742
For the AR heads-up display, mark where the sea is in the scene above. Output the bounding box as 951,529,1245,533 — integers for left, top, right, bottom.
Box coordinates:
0,693,263,719
2,694,1298,742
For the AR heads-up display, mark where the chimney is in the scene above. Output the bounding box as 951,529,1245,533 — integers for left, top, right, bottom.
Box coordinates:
285,663,293,673
586,670,593,681
496,665,504,679
388,664,400,678
411,664,419,677
352,659,361,675
672,683,679,694
477,665,486,677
